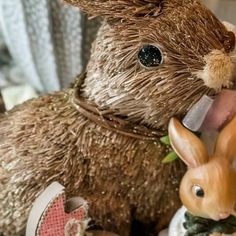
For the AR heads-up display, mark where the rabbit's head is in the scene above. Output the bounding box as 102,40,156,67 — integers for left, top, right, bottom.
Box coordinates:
65,0,236,129
168,117,236,221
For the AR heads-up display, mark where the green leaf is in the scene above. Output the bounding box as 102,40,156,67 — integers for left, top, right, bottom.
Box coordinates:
162,151,178,163
160,135,171,145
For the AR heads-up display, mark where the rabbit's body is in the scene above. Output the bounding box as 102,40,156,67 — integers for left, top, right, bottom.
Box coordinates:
1,0,236,235
0,90,184,235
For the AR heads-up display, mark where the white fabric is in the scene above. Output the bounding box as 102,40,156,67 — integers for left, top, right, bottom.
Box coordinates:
158,207,186,236
2,84,38,110
0,0,83,92
168,207,187,236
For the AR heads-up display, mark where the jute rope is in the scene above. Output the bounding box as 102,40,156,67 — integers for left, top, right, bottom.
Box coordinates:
71,73,165,141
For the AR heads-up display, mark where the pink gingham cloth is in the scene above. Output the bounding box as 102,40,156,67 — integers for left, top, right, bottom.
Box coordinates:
26,182,89,236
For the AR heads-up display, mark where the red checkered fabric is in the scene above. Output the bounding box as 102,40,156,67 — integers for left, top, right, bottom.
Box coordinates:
37,194,87,236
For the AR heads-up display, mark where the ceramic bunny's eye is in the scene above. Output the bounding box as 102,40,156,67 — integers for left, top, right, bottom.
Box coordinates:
192,185,205,198
138,45,163,68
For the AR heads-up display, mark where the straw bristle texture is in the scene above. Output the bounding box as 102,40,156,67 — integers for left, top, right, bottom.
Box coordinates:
0,0,234,235
82,1,228,129
64,0,162,20
0,92,184,235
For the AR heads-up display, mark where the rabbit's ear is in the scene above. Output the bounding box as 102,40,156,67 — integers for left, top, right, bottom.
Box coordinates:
215,116,236,163
168,118,209,168
64,0,162,20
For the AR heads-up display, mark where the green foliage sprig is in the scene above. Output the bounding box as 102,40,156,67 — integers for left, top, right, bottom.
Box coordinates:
160,135,179,163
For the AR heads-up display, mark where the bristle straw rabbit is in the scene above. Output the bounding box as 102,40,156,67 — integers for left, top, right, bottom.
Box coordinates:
1,0,236,235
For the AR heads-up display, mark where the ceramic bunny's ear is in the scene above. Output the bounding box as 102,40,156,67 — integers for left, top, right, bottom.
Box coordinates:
64,0,162,20
215,116,236,163
168,118,209,168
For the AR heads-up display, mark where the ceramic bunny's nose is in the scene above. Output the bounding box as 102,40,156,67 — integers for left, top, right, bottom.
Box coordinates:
219,212,230,220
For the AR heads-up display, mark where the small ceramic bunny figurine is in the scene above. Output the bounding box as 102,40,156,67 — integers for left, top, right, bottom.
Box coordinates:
168,117,236,235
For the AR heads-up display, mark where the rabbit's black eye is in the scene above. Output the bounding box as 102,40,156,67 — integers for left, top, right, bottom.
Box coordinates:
138,45,163,68
192,185,205,198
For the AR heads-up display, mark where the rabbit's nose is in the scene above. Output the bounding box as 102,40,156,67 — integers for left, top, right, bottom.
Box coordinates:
219,212,230,220
196,49,234,90
223,31,235,53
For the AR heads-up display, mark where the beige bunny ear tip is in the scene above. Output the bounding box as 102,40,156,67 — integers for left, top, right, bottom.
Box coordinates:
169,117,175,123
168,117,183,148
168,117,181,132
169,117,175,126
169,117,181,124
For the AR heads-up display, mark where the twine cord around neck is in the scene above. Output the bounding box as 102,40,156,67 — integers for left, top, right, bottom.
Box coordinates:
71,73,165,141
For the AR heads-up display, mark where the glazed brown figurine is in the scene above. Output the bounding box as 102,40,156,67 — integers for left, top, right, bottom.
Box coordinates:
168,117,236,235
169,117,236,221
0,0,236,235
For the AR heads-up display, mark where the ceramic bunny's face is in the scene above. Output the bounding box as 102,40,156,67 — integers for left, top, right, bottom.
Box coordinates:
181,159,236,221
169,117,236,221
65,0,236,129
